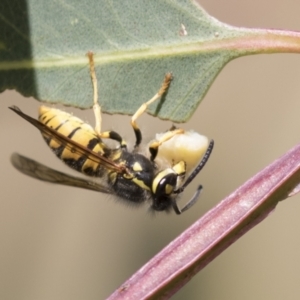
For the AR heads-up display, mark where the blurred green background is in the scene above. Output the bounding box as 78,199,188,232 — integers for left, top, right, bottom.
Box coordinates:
1,0,300,299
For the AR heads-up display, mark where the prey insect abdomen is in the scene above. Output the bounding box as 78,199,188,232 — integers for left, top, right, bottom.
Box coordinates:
39,106,107,176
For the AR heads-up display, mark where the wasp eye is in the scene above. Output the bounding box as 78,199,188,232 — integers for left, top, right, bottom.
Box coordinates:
151,172,178,212
153,172,177,198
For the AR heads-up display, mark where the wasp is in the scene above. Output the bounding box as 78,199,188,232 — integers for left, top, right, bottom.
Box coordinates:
9,52,214,214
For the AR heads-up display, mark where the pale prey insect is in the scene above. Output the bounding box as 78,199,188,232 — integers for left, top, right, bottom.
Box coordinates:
9,52,214,214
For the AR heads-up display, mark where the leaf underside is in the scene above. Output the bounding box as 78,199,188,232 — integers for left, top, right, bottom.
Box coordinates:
1,0,300,122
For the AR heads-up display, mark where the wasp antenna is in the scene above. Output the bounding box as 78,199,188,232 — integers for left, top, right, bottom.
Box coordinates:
174,140,214,195
173,185,203,214
172,201,182,215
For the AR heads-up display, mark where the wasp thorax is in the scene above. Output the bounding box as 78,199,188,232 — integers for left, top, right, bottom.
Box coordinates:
122,151,155,191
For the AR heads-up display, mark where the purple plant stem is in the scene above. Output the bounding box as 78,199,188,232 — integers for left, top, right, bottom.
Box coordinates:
108,142,300,300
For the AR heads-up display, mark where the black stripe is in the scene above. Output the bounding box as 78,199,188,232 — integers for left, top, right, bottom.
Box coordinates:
42,136,51,146
40,115,47,121
47,127,81,158
68,127,80,139
63,156,87,173
39,110,50,121
86,137,100,150
53,145,65,158
63,127,91,172
44,115,56,126
54,119,69,131
82,165,100,176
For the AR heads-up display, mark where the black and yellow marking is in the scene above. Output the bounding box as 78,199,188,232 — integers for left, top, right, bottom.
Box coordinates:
9,53,214,214
9,106,126,175
38,106,110,175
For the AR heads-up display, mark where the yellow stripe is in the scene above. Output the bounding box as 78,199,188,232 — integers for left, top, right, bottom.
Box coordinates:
132,178,151,191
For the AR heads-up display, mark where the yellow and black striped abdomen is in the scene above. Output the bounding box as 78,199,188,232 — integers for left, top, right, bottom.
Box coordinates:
38,106,108,176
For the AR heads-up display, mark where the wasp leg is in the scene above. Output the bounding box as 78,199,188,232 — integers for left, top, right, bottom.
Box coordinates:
149,128,184,161
98,130,127,148
87,52,101,134
87,52,127,149
131,73,172,148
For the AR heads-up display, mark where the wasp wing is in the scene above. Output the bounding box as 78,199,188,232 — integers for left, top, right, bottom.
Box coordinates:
11,153,112,194
9,106,126,174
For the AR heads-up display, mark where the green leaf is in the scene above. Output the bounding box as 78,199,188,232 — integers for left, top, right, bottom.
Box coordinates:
1,0,300,122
